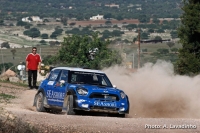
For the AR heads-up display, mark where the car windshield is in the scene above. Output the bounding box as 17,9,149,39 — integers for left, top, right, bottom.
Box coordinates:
68,71,113,87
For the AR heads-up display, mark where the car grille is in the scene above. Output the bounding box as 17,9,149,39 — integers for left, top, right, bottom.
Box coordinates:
89,93,119,101
90,106,118,111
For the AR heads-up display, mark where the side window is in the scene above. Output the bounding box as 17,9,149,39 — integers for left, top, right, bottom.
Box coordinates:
102,78,107,86
49,69,61,81
93,74,98,81
98,76,107,86
59,70,68,82
71,74,77,82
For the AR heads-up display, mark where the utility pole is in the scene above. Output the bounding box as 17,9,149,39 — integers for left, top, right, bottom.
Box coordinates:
132,52,134,69
138,28,140,69
0,48,5,73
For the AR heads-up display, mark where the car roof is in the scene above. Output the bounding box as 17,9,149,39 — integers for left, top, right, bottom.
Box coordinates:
52,67,105,74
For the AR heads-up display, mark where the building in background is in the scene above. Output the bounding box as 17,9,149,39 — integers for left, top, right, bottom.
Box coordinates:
22,16,43,22
90,14,104,20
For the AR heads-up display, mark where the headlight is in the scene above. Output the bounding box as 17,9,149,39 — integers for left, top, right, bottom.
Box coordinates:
77,88,88,95
120,92,126,99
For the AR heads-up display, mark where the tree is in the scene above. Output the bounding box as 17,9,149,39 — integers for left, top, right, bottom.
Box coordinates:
50,34,57,39
0,20,4,26
24,25,30,29
69,22,76,27
166,42,175,49
116,15,123,21
104,13,112,19
41,33,48,39
148,29,154,33
162,20,169,24
112,30,124,37
24,28,41,38
44,33,122,69
40,40,46,44
126,24,137,31
154,36,162,40
61,17,67,25
1,42,10,48
141,32,149,40
10,48,16,59
170,31,178,39
17,21,28,26
0,63,13,74
171,48,178,54
105,20,112,25
138,15,150,23
157,29,165,33
113,25,118,28
176,0,200,75
133,37,137,43
157,48,169,54
28,17,33,21
152,18,160,24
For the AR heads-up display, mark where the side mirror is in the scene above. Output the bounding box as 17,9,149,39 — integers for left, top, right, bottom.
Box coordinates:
60,80,66,86
113,85,117,88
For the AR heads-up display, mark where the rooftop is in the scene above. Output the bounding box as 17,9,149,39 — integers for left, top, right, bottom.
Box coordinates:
53,67,104,73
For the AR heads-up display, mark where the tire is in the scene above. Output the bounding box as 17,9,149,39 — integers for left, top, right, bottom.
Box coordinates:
108,113,125,118
118,114,125,118
66,95,76,115
36,92,46,112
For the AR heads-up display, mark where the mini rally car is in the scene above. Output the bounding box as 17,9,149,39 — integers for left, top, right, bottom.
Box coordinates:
33,67,129,117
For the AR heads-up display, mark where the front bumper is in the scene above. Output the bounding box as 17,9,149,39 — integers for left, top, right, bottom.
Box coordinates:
74,98,129,114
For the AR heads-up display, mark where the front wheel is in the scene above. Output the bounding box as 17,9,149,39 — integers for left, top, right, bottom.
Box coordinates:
66,95,76,115
36,92,46,112
117,114,125,118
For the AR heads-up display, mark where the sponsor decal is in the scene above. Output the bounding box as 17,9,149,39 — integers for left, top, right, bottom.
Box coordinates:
46,90,65,100
94,101,116,107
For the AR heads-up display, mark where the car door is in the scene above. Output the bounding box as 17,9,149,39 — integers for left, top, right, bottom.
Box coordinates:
45,69,62,106
52,70,69,107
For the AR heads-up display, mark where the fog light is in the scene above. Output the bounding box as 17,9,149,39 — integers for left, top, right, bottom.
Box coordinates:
82,104,89,108
119,107,125,111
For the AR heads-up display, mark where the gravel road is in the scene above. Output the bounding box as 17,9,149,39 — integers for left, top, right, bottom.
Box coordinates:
1,85,200,133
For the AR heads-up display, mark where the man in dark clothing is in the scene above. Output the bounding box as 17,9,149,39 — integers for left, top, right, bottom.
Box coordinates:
26,47,42,89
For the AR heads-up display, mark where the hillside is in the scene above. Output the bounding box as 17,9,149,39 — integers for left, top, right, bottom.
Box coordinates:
0,0,182,20
0,0,183,72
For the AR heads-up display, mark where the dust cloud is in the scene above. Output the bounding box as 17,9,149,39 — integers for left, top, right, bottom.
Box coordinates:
103,60,200,118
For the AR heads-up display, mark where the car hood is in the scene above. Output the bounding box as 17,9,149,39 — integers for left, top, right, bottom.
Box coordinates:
68,84,121,93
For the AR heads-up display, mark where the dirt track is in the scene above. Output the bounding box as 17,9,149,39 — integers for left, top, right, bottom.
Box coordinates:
67,19,140,26
0,82,200,133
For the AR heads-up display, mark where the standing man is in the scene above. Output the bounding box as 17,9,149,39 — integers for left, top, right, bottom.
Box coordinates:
26,47,42,89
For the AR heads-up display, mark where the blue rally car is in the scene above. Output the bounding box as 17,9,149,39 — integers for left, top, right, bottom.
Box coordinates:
33,67,129,117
